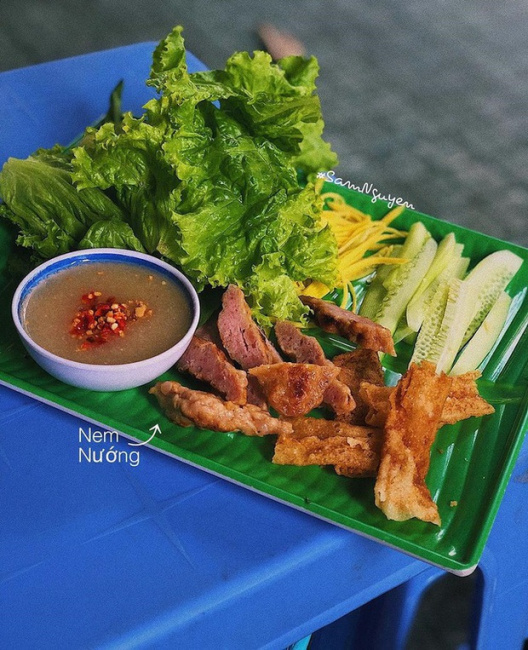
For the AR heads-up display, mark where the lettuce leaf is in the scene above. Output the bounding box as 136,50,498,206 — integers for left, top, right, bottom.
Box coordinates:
79,219,145,252
0,25,338,326
0,153,125,259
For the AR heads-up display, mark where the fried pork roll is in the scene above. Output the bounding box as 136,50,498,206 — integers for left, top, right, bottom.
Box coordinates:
361,371,494,428
273,417,383,478
249,362,340,417
374,362,452,525
274,321,355,417
150,381,292,437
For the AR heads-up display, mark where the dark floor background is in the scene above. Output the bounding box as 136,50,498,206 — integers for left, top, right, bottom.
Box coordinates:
2,0,528,248
2,1,525,648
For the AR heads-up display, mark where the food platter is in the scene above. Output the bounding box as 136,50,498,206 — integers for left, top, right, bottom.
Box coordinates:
1,44,528,575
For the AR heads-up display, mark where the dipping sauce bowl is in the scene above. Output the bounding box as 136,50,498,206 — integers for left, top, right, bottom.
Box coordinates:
12,249,200,391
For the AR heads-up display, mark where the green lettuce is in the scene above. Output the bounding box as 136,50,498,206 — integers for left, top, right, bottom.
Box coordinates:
79,220,145,252
0,86,127,262
0,25,338,326
0,152,125,259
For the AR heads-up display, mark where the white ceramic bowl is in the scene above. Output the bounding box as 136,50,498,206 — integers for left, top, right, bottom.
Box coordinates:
12,249,200,391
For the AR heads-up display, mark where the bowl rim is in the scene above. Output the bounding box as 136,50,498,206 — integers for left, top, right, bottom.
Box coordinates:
11,248,200,371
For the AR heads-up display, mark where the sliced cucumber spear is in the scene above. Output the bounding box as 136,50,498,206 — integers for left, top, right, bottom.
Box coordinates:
374,235,437,334
360,222,430,322
359,217,522,376
395,243,468,342
411,277,475,373
359,245,402,320
406,234,460,331
451,291,512,375
434,279,475,374
392,320,417,345
406,246,469,333
382,222,430,291
461,250,523,346
411,250,521,374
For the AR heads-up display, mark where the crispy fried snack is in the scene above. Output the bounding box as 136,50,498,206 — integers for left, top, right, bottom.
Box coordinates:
374,362,452,525
284,417,381,441
150,381,292,437
249,363,340,417
442,371,495,424
361,370,494,428
333,349,385,424
275,321,356,417
360,383,393,427
273,417,383,477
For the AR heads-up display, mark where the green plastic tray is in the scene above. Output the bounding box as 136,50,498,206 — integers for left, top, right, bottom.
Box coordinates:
1,184,528,575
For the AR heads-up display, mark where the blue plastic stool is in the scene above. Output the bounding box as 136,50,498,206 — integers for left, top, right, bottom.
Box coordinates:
403,432,528,650
308,432,528,649
466,431,528,649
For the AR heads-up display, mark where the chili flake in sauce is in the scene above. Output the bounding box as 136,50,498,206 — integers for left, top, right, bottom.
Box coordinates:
70,290,150,350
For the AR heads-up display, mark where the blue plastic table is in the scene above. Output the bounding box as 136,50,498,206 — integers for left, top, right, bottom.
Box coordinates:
0,383,434,649
0,44,434,649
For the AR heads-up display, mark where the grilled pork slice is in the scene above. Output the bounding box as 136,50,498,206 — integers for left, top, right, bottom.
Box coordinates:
249,362,339,417
333,349,385,424
273,417,382,478
218,285,282,369
333,348,385,386
176,336,248,405
275,321,327,365
217,285,281,409
374,362,452,525
300,295,396,356
246,377,269,410
274,321,355,417
195,320,224,347
360,370,494,428
150,381,291,437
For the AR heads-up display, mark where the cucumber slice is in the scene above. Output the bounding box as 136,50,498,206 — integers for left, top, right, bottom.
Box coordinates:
451,254,470,281
359,277,386,320
383,222,430,291
434,279,474,374
393,320,417,345
406,248,469,333
374,237,437,334
359,245,402,319
450,291,512,375
406,234,458,331
394,221,430,258
411,281,450,366
411,277,475,373
461,250,522,345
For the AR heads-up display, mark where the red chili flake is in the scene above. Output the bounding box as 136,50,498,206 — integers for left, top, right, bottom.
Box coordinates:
70,290,139,350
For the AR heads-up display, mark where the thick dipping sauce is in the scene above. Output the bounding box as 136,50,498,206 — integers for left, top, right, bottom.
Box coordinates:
23,261,192,365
